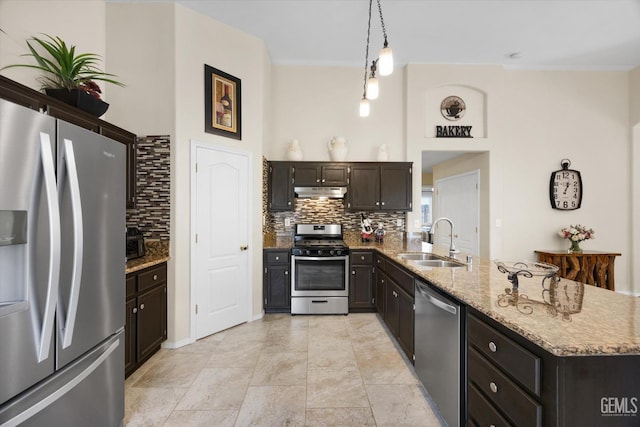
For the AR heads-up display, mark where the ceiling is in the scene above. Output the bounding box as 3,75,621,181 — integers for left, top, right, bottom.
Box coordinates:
110,0,640,174
123,0,640,70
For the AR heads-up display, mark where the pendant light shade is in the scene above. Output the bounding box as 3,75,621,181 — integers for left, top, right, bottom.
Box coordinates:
366,76,379,100
359,98,370,117
378,46,393,76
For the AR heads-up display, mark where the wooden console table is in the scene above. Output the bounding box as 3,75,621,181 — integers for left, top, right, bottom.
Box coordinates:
535,250,620,291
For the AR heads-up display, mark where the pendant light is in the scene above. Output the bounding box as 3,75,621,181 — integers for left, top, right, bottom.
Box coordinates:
359,0,373,117
358,0,393,116
366,60,379,100
376,0,393,76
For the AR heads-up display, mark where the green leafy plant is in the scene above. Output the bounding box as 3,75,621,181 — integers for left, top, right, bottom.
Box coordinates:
2,34,124,98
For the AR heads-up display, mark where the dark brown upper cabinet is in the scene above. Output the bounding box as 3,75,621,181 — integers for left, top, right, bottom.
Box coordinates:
347,162,412,212
294,162,349,186
268,161,295,211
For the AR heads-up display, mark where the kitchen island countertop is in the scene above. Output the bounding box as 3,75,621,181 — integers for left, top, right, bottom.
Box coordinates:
342,232,639,357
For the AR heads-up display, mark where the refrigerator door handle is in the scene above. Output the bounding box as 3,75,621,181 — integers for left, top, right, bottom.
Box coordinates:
59,139,84,349
37,133,61,363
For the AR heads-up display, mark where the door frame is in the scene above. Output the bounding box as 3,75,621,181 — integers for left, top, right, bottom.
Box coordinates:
189,139,254,342
434,169,480,255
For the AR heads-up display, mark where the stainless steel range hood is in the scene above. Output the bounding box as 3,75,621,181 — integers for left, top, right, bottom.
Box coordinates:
294,186,347,199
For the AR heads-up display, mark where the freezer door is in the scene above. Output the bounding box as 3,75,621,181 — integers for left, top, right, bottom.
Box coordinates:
56,121,125,368
0,100,58,405
0,330,124,427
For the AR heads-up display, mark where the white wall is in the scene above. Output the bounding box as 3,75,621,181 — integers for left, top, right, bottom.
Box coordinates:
405,64,632,292
630,66,640,294
0,0,106,94
267,65,405,162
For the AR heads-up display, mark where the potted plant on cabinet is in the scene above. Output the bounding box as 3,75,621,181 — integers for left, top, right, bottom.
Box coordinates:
1,34,125,116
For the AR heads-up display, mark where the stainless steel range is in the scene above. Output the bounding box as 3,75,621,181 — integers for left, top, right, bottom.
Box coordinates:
291,224,350,315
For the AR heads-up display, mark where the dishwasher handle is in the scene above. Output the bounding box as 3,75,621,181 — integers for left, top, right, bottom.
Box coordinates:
417,282,457,315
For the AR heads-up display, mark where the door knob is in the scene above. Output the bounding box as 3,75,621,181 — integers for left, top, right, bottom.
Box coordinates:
240,245,249,251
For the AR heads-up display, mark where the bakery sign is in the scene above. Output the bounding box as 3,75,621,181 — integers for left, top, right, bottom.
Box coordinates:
436,96,473,138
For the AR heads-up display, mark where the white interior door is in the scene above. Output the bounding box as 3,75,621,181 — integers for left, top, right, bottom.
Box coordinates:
435,171,479,255
194,145,250,339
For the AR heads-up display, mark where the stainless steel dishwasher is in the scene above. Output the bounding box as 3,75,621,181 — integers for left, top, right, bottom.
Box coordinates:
415,279,463,427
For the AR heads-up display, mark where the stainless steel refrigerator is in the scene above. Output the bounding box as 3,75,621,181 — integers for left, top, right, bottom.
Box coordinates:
0,98,125,426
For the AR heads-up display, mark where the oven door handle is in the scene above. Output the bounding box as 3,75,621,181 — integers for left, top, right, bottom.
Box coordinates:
292,256,349,262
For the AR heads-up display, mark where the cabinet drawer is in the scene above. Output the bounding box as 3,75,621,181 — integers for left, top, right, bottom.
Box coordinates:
138,265,167,292
468,314,541,395
384,260,414,296
468,382,512,427
468,348,542,427
126,276,136,299
266,251,290,265
351,251,373,265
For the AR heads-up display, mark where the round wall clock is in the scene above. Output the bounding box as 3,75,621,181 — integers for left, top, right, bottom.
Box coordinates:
440,96,466,121
549,159,582,210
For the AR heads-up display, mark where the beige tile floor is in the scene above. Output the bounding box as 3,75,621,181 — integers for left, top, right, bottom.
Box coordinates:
125,313,445,426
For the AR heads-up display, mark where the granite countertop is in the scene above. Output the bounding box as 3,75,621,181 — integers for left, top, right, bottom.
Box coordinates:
126,240,170,274
264,231,640,356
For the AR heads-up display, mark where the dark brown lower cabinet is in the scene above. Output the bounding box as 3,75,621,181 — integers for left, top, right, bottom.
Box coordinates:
349,250,375,312
125,263,167,378
468,308,640,426
376,254,414,363
263,250,291,313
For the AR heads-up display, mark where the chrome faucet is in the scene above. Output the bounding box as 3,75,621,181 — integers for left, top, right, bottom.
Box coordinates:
429,217,460,258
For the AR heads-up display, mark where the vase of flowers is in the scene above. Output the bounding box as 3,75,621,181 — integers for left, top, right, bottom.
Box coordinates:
558,224,595,253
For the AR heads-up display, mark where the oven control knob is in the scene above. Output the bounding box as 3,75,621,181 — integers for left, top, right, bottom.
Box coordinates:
330,249,335,255
306,249,311,256
318,249,323,255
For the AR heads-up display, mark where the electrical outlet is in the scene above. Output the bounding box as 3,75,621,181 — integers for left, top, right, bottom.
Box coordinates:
285,218,291,227
414,219,420,229
396,219,402,227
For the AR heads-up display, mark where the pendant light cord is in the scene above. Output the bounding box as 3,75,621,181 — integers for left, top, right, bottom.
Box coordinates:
363,0,373,98
377,0,389,47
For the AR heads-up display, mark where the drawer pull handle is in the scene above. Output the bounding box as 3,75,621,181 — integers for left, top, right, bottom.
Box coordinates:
275,256,279,260
153,274,158,280
490,382,498,393
352,270,356,275
489,341,497,352
140,304,145,310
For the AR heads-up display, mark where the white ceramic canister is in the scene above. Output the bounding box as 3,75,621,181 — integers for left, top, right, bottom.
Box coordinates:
328,136,348,161
287,139,303,161
376,144,389,161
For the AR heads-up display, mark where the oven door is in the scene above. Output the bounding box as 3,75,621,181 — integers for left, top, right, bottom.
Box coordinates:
291,255,349,297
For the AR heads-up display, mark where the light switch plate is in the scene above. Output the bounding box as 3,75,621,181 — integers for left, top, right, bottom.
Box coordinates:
396,219,402,227
285,218,291,227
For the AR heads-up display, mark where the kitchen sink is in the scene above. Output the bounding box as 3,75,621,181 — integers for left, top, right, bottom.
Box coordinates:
411,259,465,268
397,252,444,261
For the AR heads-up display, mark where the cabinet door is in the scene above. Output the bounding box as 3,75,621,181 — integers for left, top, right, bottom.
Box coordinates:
264,265,291,312
322,164,348,186
125,298,137,376
397,288,415,361
349,265,375,310
347,164,380,211
385,282,400,336
269,162,294,211
380,163,412,211
137,284,167,363
294,163,321,186
375,269,386,314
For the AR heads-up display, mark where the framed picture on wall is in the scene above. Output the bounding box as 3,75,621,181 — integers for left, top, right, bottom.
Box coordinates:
204,64,242,140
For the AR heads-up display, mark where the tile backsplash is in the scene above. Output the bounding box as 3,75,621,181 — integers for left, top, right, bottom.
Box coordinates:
126,136,171,240
262,157,406,236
